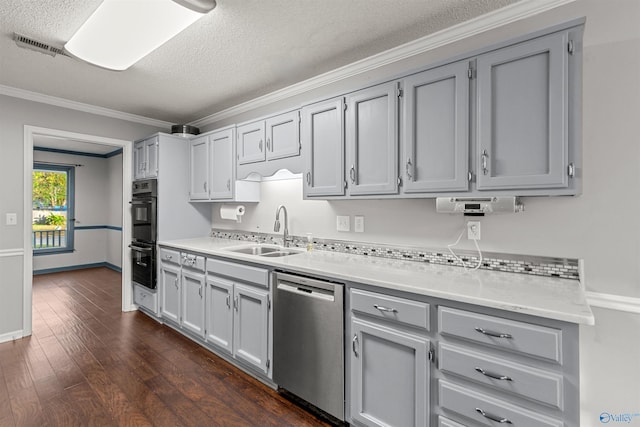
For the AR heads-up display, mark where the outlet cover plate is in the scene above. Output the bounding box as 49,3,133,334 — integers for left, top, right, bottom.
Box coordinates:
336,215,350,232
467,221,481,240
354,215,364,233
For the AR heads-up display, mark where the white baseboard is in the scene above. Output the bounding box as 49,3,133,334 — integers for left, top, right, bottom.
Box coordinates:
0,330,25,344
586,292,640,315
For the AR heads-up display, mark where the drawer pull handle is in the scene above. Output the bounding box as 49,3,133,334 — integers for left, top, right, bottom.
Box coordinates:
475,367,513,381
475,327,512,339
374,304,398,313
475,408,512,424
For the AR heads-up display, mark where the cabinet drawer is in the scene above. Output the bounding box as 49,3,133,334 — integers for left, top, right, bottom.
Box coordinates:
133,284,157,313
207,258,269,288
159,248,180,265
181,252,205,272
438,307,562,363
438,416,466,427
439,380,562,427
351,289,429,330
439,343,563,409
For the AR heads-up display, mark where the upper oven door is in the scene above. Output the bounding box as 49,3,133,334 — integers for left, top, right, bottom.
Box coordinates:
131,197,156,243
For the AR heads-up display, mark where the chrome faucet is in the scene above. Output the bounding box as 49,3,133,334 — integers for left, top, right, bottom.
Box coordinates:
274,205,292,247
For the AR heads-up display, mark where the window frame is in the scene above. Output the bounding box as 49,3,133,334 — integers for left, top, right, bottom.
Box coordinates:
32,163,75,255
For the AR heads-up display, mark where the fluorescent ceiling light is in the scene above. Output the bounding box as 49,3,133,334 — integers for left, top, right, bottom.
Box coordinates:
64,0,216,71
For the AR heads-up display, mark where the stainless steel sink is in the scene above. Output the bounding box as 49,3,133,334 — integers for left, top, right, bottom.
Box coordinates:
224,244,303,258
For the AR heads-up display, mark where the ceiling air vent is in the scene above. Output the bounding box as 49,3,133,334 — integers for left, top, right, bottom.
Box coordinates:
13,33,68,57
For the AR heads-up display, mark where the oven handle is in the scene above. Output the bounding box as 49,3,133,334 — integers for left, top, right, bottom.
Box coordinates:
129,200,153,205
129,244,153,252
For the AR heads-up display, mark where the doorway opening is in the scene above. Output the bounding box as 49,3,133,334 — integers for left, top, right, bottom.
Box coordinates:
23,126,133,337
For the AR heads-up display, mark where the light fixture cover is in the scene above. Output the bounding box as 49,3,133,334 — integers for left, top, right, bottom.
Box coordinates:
64,0,215,71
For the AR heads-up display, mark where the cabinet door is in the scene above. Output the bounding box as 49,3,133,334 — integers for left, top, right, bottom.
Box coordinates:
189,136,210,200
160,264,181,324
237,121,266,164
346,82,399,196
181,269,205,337
301,97,345,197
265,110,300,160
144,136,159,178
205,276,234,354
133,141,145,180
350,318,429,427
476,31,568,190
233,284,269,375
209,128,234,200
403,62,469,193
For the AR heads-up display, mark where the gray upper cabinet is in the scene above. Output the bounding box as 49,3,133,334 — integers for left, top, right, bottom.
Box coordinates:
476,31,569,191
209,128,234,200
346,82,399,196
237,120,266,165
265,110,300,161
133,136,159,180
189,135,210,200
302,97,346,197
402,61,470,193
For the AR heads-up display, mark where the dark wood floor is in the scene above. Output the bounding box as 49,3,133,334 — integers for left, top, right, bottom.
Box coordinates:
0,267,330,427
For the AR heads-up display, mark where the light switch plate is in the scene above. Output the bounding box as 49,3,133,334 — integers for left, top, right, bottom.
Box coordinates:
336,215,350,232
354,215,364,233
6,213,17,226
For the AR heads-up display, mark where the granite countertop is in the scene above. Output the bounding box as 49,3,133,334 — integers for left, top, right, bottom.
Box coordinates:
159,237,595,325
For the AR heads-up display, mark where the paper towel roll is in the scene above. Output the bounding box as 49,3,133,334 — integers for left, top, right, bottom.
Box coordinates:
220,205,245,222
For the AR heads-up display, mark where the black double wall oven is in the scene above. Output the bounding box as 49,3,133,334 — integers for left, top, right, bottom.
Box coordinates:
130,179,157,289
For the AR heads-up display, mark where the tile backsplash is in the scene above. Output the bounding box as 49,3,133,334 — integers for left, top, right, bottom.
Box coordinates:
210,229,580,280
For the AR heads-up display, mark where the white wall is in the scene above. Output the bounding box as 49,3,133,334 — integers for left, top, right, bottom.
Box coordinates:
206,1,640,423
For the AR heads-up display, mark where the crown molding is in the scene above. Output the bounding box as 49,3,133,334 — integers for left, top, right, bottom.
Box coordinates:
0,84,172,128
191,0,577,127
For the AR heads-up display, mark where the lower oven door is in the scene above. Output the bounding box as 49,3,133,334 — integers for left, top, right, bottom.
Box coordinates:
130,242,156,289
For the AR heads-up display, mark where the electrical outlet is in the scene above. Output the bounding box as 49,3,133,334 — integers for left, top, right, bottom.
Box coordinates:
336,215,350,232
467,221,481,240
354,215,365,233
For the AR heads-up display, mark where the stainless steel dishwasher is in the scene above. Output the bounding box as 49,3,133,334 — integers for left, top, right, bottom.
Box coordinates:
273,272,345,421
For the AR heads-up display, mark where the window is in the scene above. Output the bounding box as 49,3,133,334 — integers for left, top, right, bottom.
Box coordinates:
32,164,75,254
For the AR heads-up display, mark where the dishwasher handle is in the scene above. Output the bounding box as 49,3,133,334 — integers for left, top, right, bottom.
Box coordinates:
277,282,335,302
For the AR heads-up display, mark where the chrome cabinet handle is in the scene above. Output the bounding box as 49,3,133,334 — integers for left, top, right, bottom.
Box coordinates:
349,165,356,184
198,286,202,298
481,149,489,175
352,335,359,357
266,137,271,151
234,296,239,311
475,327,512,339
406,158,413,180
203,181,207,191
374,304,398,313
475,408,512,424
226,295,231,309
475,367,513,381
226,179,231,190
174,278,179,289
306,172,311,186
259,139,263,152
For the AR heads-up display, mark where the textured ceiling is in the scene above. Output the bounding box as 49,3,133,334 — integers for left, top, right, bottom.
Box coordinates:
0,0,519,124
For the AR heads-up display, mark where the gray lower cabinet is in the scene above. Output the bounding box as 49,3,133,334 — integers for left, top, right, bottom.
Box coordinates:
402,60,470,193
302,96,346,197
133,283,158,315
181,267,205,338
349,289,430,427
159,262,180,324
476,31,570,191
206,258,272,378
346,81,399,196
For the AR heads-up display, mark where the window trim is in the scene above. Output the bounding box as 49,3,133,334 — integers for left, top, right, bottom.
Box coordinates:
32,163,75,255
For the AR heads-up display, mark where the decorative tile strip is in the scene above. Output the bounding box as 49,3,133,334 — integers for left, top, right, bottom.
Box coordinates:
209,229,580,280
